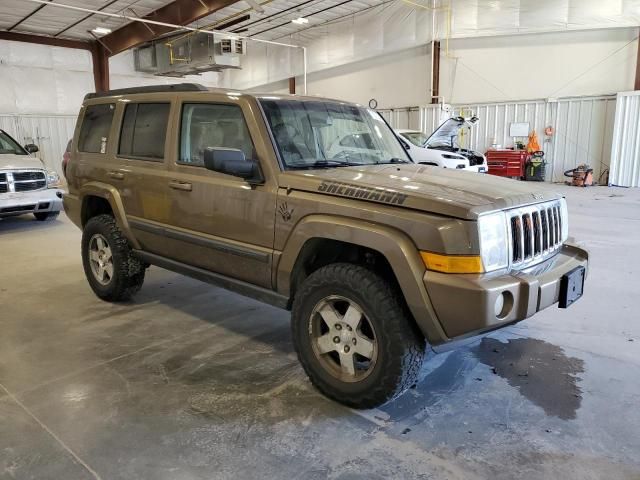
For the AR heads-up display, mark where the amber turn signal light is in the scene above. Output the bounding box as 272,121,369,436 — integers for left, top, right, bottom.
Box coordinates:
420,251,484,274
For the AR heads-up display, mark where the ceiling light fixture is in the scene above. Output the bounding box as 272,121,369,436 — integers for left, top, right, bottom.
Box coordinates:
291,17,309,25
92,26,112,35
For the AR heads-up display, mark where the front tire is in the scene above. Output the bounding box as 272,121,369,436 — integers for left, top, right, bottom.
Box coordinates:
81,214,145,301
291,263,426,408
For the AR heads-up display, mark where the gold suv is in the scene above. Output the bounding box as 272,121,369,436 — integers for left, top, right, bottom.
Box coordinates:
64,84,588,408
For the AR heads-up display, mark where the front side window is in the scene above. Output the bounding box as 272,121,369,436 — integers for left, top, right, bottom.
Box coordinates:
78,103,115,153
259,99,409,169
119,103,170,160
0,131,26,155
179,103,254,166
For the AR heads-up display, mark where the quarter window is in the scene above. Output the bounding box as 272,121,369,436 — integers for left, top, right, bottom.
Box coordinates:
78,103,115,153
118,103,170,160
179,103,254,166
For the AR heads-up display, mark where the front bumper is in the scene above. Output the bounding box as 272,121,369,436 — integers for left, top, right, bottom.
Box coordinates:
424,242,588,342
0,188,64,218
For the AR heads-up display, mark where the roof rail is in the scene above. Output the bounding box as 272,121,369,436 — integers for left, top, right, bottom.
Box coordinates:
84,83,207,100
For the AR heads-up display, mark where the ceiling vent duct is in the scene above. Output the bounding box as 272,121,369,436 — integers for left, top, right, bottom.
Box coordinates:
134,32,245,77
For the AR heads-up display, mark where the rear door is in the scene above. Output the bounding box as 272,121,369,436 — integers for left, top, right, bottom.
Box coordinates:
111,98,174,257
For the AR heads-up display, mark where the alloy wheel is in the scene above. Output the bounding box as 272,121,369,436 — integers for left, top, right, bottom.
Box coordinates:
309,295,378,383
88,234,114,285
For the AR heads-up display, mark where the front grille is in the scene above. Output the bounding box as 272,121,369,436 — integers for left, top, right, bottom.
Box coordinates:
508,200,564,267
0,170,46,194
13,171,44,182
15,180,46,192
468,154,485,166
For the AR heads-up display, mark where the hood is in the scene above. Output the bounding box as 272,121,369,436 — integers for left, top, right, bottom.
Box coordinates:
0,154,45,171
280,164,561,219
424,118,467,148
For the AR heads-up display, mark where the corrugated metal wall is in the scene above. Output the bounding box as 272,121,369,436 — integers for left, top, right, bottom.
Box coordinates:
382,95,617,184
609,91,640,187
0,114,77,175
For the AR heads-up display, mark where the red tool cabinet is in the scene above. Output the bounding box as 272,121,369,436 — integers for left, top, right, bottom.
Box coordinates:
486,150,528,179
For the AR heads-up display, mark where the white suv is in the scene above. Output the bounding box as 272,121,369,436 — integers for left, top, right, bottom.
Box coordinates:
395,117,488,173
0,129,63,221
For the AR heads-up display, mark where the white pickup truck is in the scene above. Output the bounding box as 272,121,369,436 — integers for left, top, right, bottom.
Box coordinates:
0,129,63,221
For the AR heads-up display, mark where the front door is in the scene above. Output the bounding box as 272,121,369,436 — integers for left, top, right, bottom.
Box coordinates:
164,101,277,288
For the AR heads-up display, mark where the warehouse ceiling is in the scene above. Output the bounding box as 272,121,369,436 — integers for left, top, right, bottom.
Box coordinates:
0,0,383,43
192,0,383,41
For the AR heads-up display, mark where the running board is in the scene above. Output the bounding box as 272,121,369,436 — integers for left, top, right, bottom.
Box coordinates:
134,251,289,310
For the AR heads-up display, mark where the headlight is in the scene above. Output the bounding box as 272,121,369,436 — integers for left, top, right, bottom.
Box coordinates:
47,170,62,188
559,197,569,241
442,153,464,160
478,211,509,272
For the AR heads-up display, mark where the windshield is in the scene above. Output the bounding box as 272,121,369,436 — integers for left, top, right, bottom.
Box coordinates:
0,131,26,155
259,99,409,169
400,131,429,147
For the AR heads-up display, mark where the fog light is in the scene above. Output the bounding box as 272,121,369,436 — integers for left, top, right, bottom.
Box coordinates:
495,291,513,319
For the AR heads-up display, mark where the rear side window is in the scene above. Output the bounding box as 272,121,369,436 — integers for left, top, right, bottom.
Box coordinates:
118,103,170,160
78,103,115,153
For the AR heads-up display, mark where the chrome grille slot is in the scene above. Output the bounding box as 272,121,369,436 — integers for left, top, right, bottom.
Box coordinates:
508,200,566,269
0,170,46,194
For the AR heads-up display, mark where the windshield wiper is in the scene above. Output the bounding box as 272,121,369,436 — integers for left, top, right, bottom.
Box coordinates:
287,160,364,170
376,158,411,165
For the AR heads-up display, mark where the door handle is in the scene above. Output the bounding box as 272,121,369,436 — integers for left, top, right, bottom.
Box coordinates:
169,180,192,191
108,171,125,180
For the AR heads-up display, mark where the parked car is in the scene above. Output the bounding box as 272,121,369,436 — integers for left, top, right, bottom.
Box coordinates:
0,129,63,221
64,84,588,408
396,116,488,173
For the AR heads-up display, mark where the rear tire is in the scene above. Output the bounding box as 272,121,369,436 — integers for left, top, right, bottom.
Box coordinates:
291,263,426,408
81,214,145,301
33,211,59,221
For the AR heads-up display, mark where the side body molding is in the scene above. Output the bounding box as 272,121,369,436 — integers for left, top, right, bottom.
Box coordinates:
276,214,449,344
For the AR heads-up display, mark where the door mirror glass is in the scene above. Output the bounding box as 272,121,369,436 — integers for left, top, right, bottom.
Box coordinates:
24,143,39,154
203,147,263,184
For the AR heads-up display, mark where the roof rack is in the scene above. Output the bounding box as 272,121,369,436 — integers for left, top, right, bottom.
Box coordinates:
84,83,207,100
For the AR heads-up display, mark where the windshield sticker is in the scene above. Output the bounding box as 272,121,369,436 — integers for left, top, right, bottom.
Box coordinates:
318,181,407,205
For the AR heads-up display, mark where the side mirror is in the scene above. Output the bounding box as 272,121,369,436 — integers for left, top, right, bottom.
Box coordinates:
25,144,39,154
203,147,264,184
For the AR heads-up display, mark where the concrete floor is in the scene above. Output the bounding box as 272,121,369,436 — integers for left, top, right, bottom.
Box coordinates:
1,185,639,480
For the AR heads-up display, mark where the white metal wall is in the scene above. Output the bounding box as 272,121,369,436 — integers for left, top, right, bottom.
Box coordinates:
0,114,76,175
609,91,640,187
384,95,617,184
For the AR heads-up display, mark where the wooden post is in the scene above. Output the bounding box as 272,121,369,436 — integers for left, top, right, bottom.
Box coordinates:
288,77,296,94
431,40,441,104
635,36,640,90
91,44,110,93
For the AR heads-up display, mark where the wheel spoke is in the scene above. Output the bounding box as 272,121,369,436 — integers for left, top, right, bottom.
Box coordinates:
96,237,105,250
89,250,100,262
318,303,340,329
96,264,104,281
342,304,362,330
339,352,356,376
103,262,114,280
102,247,112,262
316,333,337,354
353,334,374,359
